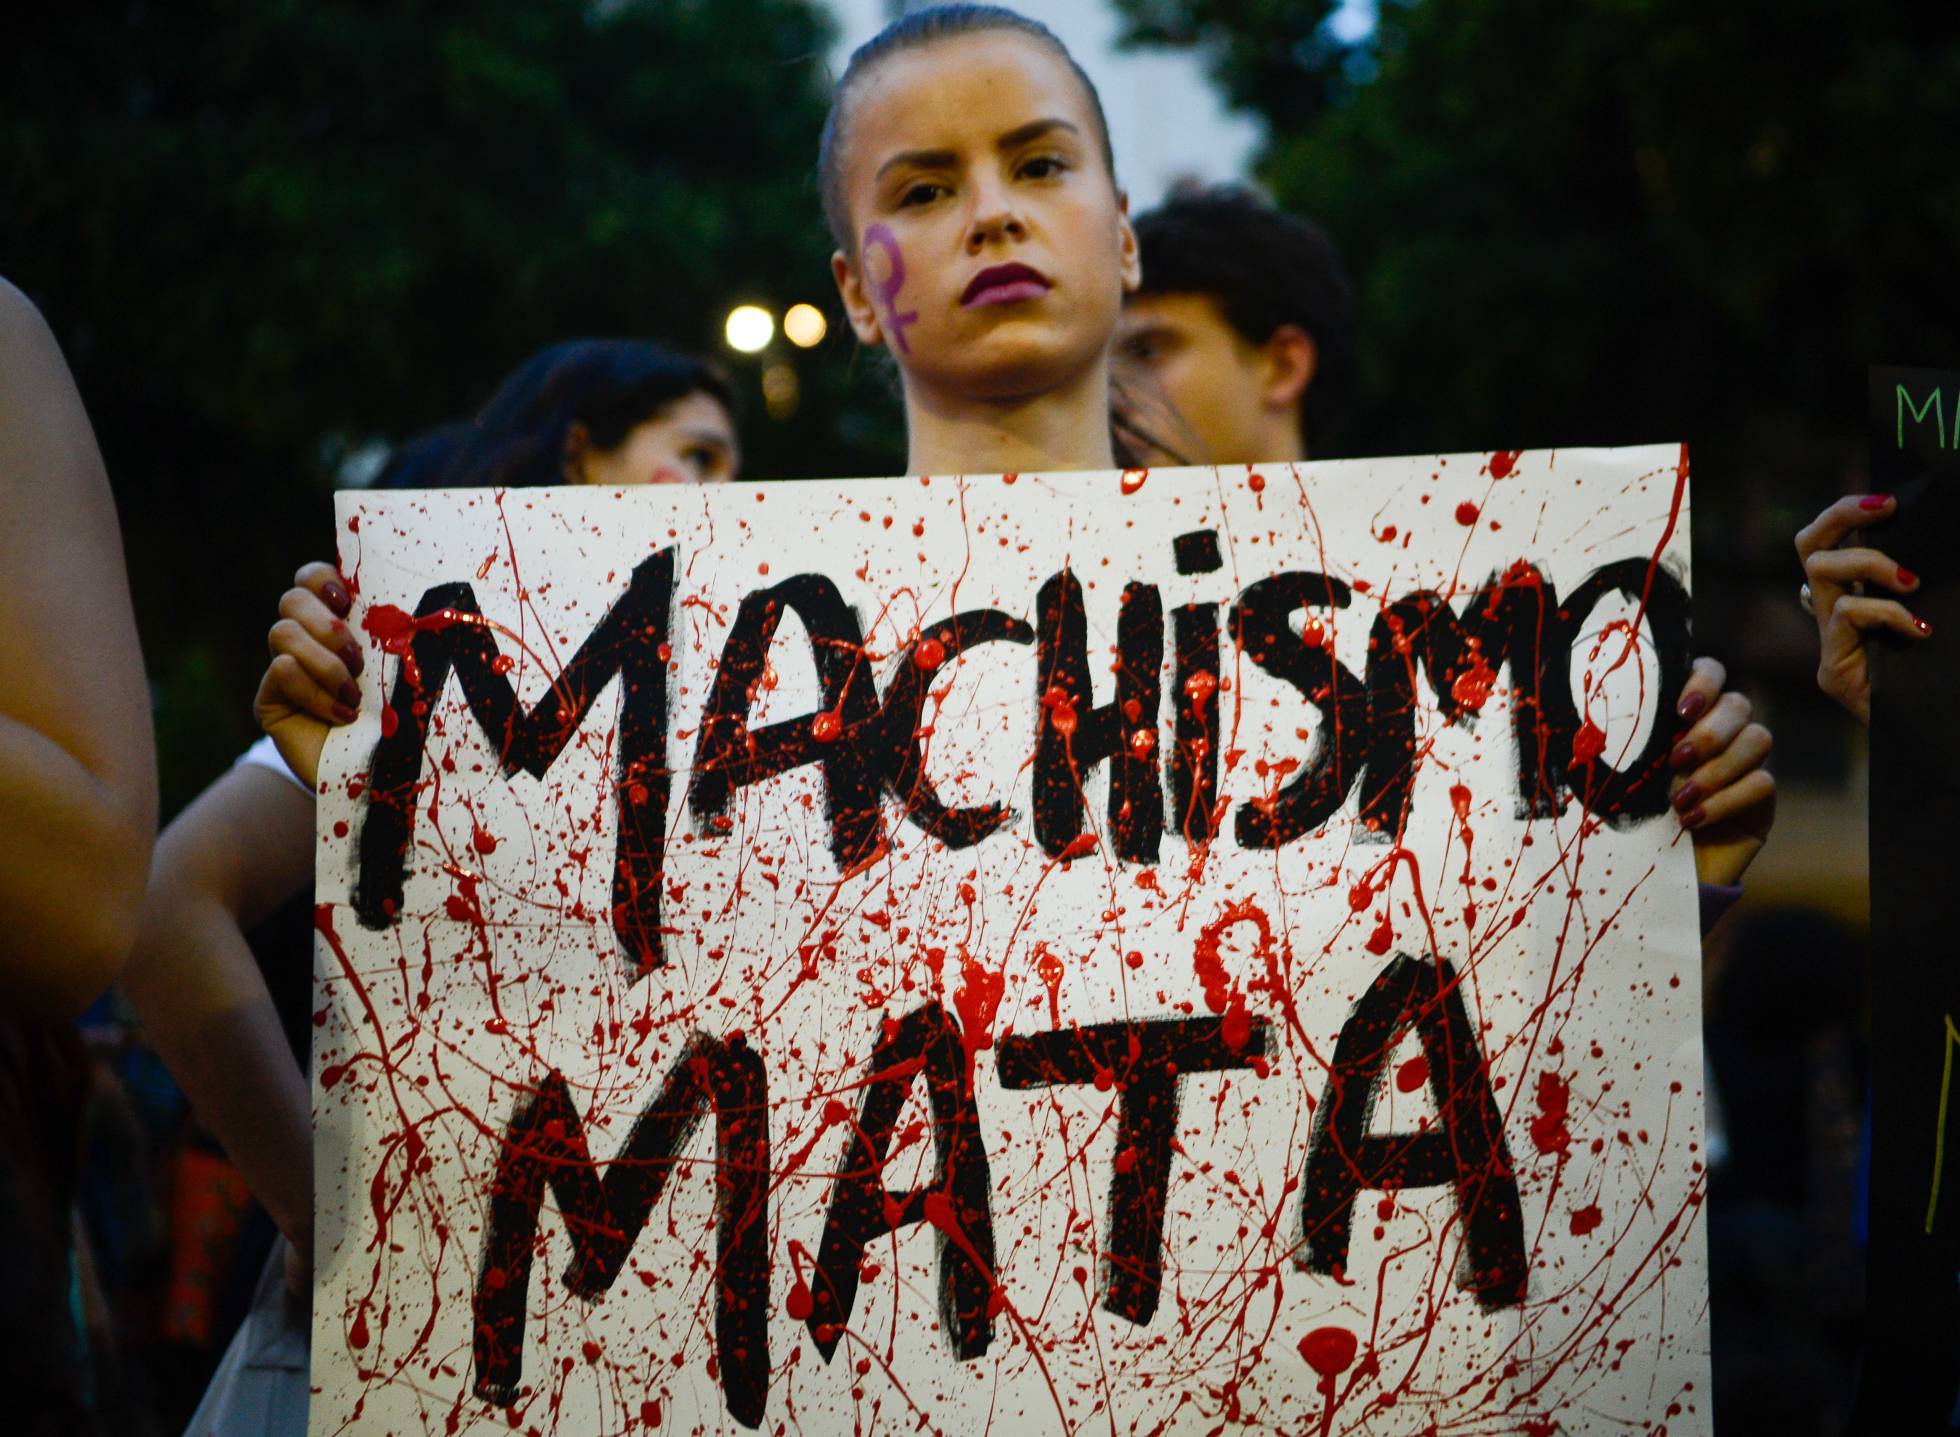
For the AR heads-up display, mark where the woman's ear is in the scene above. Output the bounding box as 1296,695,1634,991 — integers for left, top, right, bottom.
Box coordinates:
1260,324,1318,410
562,419,592,483
832,249,886,348
1115,191,1142,295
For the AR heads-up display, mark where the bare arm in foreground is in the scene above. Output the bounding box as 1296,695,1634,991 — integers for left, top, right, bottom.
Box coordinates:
0,278,156,1017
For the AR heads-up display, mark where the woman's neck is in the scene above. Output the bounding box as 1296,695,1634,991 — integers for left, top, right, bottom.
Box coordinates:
902,355,1116,475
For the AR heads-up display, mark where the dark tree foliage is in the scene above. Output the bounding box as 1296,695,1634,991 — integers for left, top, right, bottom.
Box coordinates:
1115,0,1960,779
1116,0,1355,124
3,0,901,811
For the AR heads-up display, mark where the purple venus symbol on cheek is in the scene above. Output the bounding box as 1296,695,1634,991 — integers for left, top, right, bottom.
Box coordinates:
860,223,919,355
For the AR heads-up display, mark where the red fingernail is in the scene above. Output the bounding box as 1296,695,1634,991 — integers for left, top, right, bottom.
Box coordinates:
338,642,364,677
1898,566,1919,587
331,702,357,724
1671,741,1699,771
1916,617,1933,636
1672,782,1703,812
1859,494,1893,510
322,581,352,616
338,681,362,709
1676,691,1706,722
1679,805,1706,829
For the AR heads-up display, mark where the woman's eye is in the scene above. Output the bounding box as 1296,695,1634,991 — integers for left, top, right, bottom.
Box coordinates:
1020,155,1066,180
684,447,717,475
898,181,945,207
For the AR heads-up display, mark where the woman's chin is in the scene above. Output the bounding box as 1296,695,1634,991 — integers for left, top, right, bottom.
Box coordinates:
925,335,1105,405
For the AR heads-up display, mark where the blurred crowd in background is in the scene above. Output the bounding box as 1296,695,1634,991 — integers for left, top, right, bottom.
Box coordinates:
3,1,1951,1431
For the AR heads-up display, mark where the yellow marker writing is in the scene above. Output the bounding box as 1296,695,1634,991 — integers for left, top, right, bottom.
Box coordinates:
1927,1014,1960,1236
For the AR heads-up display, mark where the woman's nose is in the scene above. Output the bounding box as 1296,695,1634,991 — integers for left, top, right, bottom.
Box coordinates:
965,180,1026,250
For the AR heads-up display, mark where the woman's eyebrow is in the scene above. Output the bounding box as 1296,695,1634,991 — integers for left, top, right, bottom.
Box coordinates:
996,117,1079,151
876,147,957,181
872,118,1080,182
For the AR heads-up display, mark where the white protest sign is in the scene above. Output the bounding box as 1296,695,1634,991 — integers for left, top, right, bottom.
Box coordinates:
310,449,1708,1435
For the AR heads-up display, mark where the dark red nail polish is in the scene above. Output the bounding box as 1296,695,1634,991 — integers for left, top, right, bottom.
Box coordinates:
338,681,362,709
322,581,352,616
1679,805,1706,829
331,701,357,724
1671,741,1699,771
1672,782,1703,813
1916,617,1933,636
1898,565,1919,587
1859,494,1893,511
338,642,364,677
1676,691,1706,722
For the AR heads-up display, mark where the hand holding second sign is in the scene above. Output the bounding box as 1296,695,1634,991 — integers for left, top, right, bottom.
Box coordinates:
255,560,361,791
1671,656,1776,887
1796,493,1932,725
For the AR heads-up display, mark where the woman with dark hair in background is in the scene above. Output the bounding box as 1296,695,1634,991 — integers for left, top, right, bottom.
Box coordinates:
117,338,738,1437
447,337,739,489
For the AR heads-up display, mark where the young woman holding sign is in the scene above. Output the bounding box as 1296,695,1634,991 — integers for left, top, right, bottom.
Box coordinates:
239,13,1779,1431
262,6,1773,896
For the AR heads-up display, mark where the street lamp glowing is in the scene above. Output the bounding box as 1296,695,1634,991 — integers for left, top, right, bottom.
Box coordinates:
783,303,828,348
724,305,774,354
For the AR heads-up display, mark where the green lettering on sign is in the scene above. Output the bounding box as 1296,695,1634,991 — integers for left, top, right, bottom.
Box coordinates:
1898,384,1945,450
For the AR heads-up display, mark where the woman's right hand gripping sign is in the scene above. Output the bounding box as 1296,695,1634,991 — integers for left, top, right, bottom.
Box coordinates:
1796,493,1933,725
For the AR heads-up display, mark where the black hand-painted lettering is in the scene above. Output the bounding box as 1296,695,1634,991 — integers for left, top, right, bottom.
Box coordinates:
808,1003,996,1361
354,549,675,973
689,574,887,872
1357,568,1562,835
879,609,1034,847
1171,600,1222,845
997,1016,1268,1324
1299,952,1526,1307
474,1033,769,1426
1033,571,1164,862
1230,572,1368,847
1548,558,1694,824
1173,528,1223,576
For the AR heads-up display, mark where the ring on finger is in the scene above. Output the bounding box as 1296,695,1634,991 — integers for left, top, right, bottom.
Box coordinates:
1799,582,1815,616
